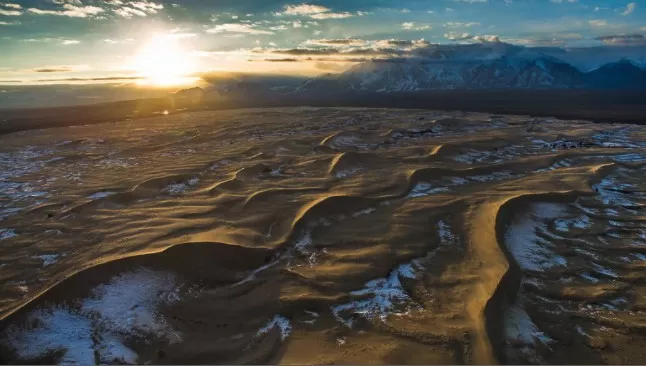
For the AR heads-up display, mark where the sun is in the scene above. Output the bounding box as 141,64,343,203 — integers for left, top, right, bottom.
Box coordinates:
131,34,198,87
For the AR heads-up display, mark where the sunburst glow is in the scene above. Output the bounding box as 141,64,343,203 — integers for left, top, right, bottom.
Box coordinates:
131,34,199,86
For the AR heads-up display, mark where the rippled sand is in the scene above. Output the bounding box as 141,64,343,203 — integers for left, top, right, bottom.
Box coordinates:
0,107,645,364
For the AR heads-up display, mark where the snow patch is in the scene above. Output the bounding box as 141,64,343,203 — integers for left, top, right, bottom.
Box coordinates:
256,315,291,341
336,167,363,178
504,203,568,272
33,254,61,267
407,183,449,198
0,228,17,240
88,191,116,200
331,264,418,328
3,268,190,364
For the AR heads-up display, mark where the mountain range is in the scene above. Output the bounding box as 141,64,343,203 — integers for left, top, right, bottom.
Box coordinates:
200,42,646,94
296,57,646,93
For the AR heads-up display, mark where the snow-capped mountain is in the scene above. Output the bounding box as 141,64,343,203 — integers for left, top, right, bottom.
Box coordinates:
298,54,646,93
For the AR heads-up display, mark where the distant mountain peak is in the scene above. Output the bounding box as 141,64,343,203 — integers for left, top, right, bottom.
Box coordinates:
297,54,646,93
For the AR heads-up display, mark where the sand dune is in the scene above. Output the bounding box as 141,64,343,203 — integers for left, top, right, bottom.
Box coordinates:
0,107,644,364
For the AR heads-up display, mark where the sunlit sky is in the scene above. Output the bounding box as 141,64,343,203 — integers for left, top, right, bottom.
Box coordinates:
1,0,645,85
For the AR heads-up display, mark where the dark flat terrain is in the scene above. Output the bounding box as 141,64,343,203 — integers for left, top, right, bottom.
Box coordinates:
1,89,646,134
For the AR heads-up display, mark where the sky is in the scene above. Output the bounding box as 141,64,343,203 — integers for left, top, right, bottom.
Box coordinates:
0,0,645,85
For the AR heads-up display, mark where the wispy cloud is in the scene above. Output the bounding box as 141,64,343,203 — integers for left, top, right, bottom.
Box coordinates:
444,22,481,28
0,8,20,15
112,0,163,17
402,22,431,30
22,37,82,45
27,4,104,18
305,38,367,46
206,23,274,35
32,65,91,73
279,4,330,16
103,38,133,44
310,11,353,19
620,2,636,16
444,32,499,42
276,3,357,19
588,19,608,27
1,3,21,9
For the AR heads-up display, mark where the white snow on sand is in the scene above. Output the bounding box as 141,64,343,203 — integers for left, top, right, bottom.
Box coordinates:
256,315,292,341
407,183,450,198
33,254,61,267
3,268,190,364
336,167,363,179
468,170,520,183
331,263,418,328
554,215,591,232
88,191,116,200
504,302,553,364
437,220,459,246
0,228,17,240
505,203,568,272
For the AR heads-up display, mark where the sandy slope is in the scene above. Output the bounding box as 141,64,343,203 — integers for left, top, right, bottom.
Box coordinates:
0,107,644,364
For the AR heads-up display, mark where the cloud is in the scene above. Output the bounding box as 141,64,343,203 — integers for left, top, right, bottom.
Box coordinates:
620,2,636,16
263,58,299,62
1,3,21,9
588,19,608,27
310,11,353,19
206,23,274,35
252,47,403,57
402,22,431,31
27,4,104,17
104,38,133,43
280,3,330,15
112,0,163,17
21,37,82,45
277,3,356,19
52,0,83,5
269,24,288,30
551,0,578,3
453,0,487,2
35,76,143,82
444,32,472,41
33,65,90,72
595,33,645,45
302,38,430,51
305,39,367,46
444,32,499,42
444,22,480,28
0,8,20,15
0,20,20,25
114,7,146,16
128,1,163,12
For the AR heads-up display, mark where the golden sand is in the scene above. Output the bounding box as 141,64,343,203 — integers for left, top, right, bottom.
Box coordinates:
0,108,644,364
